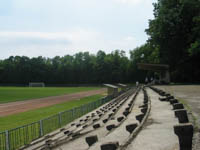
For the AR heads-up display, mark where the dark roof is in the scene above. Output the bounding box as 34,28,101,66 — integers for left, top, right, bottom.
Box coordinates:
103,84,118,89
118,83,127,87
137,63,169,71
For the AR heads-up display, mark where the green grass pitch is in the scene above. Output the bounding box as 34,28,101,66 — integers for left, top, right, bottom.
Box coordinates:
0,87,101,103
0,94,104,132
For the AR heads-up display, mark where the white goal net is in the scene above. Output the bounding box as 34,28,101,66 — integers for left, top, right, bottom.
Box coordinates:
29,82,45,87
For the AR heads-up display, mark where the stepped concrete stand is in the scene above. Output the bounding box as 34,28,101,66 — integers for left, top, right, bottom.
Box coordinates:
137,63,170,84
104,84,118,97
118,83,127,91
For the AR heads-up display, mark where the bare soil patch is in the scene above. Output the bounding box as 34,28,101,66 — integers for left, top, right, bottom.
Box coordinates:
0,88,106,117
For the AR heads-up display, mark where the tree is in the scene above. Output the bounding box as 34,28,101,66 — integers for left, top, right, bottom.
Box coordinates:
145,0,200,82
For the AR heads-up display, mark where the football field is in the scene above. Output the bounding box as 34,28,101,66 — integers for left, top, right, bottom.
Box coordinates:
0,86,106,131
0,86,101,103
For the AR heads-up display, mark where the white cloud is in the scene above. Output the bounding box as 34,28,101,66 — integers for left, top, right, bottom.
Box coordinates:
0,29,141,59
114,0,143,4
0,29,100,45
0,0,156,59
0,29,100,58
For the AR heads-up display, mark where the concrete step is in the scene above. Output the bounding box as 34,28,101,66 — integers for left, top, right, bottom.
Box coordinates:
24,88,137,150
88,91,144,150
53,90,138,150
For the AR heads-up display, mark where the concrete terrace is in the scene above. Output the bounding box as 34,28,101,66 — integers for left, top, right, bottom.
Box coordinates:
23,86,194,150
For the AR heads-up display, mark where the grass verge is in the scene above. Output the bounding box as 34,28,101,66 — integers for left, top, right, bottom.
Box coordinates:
0,87,100,103
0,94,104,132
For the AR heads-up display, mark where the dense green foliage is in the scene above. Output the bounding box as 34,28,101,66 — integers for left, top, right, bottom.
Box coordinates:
0,50,143,84
0,87,100,103
142,0,200,82
0,94,103,131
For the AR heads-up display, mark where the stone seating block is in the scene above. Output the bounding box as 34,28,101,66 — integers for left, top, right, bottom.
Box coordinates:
108,113,113,118
93,124,101,129
136,114,144,123
141,107,147,114
174,109,189,123
123,111,129,117
117,116,124,122
174,123,193,150
100,141,119,150
103,119,108,124
126,123,138,134
85,135,98,146
64,130,70,135
76,124,81,127
71,123,75,126
106,124,116,131
170,99,179,105
173,103,184,110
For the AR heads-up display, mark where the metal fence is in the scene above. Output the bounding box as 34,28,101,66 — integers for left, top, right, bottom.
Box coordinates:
0,132,6,150
0,94,116,150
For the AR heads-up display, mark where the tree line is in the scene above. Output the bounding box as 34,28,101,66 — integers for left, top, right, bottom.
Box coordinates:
1,0,200,84
0,50,146,85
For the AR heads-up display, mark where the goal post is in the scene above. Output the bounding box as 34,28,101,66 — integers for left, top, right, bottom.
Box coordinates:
29,82,45,87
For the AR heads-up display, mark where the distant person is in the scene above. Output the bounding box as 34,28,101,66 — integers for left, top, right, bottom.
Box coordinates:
145,77,148,84
150,77,154,84
136,81,139,87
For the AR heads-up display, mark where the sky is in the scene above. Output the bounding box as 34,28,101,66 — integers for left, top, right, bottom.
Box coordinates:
0,0,156,59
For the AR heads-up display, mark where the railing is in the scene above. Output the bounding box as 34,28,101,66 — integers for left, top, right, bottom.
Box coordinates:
8,122,40,150
0,132,6,150
0,94,117,150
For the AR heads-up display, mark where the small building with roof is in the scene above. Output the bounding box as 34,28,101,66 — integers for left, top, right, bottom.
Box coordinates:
137,63,170,84
103,84,119,96
118,83,127,91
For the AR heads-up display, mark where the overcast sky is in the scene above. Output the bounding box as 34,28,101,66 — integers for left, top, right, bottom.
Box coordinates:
0,0,156,59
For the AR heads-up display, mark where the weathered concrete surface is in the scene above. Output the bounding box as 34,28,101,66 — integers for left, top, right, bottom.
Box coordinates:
156,85,200,125
88,91,143,150
53,92,137,150
126,88,179,150
156,85,200,150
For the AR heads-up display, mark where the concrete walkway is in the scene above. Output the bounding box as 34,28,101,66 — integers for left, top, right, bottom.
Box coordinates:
126,88,179,150
156,85,200,150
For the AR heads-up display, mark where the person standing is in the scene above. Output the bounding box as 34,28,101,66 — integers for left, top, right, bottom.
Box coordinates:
136,81,139,87
145,77,148,84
